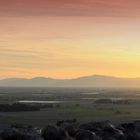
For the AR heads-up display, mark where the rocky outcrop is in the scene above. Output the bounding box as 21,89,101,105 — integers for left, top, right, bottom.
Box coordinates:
1,120,140,140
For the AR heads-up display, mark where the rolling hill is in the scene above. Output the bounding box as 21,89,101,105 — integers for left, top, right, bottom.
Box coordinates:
0,75,140,87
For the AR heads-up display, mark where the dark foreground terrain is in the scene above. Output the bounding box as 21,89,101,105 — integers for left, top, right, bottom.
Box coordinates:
0,119,140,140
0,87,140,139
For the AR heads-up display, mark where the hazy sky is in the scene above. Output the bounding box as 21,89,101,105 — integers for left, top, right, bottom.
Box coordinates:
0,0,140,79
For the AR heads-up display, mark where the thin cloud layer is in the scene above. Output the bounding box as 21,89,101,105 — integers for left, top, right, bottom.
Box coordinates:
0,0,140,17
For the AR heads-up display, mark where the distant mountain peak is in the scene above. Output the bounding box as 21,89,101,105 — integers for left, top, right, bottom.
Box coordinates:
31,77,53,80
0,75,139,87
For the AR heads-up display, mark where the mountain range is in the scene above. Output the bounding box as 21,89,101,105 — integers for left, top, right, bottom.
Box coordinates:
0,75,140,87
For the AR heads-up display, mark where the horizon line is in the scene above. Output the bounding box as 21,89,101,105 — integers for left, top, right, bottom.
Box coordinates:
1,74,140,81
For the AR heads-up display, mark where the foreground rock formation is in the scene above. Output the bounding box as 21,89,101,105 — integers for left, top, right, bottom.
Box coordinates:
0,119,140,140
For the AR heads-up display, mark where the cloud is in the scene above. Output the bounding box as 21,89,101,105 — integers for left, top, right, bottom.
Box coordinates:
0,46,72,69
0,0,140,17
0,48,39,57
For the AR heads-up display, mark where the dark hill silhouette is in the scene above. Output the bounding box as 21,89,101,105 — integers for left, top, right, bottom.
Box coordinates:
0,75,140,87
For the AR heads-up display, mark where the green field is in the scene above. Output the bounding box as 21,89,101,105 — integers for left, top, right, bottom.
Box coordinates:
0,87,140,127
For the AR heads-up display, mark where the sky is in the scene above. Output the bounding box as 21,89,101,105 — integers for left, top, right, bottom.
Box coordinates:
0,0,140,79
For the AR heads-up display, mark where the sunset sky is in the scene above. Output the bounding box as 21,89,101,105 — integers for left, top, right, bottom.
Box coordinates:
0,0,140,79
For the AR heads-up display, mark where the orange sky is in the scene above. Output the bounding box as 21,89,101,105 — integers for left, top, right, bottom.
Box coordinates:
0,0,140,79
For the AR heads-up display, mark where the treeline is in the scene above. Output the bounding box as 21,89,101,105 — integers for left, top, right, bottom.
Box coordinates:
0,103,40,112
94,99,130,104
